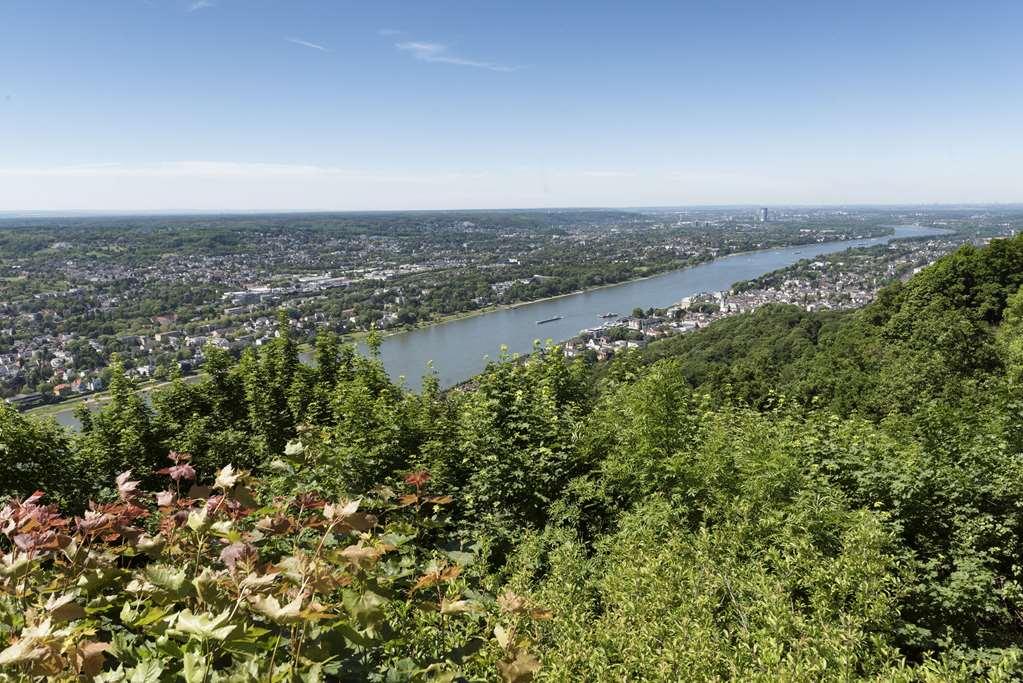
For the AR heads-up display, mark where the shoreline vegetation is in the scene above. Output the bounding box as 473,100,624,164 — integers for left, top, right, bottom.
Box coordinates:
22,258,713,422
289,228,902,344
24,375,202,420
23,279,654,423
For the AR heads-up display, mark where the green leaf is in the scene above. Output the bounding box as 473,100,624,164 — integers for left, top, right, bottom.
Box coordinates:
93,665,129,683
298,661,325,683
342,589,387,627
421,663,460,683
214,464,240,490
249,594,303,624
128,659,164,683
440,598,478,615
135,606,170,628
45,592,85,622
0,553,34,579
182,649,208,683
335,622,378,647
186,505,209,532
209,519,235,537
120,601,137,624
170,609,237,641
145,564,189,594
442,550,476,566
77,566,124,593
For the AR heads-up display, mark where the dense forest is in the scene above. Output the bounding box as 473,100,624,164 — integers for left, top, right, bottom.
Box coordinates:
1,234,1022,680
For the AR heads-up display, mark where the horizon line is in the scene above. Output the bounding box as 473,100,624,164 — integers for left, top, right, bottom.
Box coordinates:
1,202,1023,219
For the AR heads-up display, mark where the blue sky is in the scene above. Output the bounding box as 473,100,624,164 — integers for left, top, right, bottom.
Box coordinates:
1,0,1021,210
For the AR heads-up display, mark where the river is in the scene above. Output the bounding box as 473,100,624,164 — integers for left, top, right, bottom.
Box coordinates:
46,225,944,429
354,225,944,388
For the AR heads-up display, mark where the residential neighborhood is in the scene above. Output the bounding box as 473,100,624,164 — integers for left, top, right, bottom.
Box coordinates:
2,209,1016,408
563,233,1000,363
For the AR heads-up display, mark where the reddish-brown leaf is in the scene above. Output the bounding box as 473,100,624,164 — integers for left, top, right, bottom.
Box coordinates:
497,650,541,683
404,470,431,488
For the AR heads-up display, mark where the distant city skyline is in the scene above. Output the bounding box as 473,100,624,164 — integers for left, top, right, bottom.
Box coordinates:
1,1,1021,210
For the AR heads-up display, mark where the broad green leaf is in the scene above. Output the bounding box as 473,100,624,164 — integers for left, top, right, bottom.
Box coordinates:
170,609,236,641
442,550,476,566
77,566,123,593
343,589,387,627
214,464,240,490
120,601,137,624
128,659,164,683
0,552,33,579
136,606,170,628
136,534,165,558
45,592,85,622
93,665,129,683
186,505,209,532
249,594,303,624
145,564,189,597
209,519,235,537
182,649,208,683
298,661,324,683
192,567,221,603
440,598,478,615
421,663,459,683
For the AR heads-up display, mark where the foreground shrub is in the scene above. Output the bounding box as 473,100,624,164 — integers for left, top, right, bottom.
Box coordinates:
0,451,545,681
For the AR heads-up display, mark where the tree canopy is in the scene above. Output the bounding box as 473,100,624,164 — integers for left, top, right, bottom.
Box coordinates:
1,235,1023,680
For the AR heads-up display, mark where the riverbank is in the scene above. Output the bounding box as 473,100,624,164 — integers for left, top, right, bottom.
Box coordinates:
24,375,202,420
382,231,899,339
23,276,664,421
18,260,719,422
23,227,925,428
341,227,921,348
365,260,712,342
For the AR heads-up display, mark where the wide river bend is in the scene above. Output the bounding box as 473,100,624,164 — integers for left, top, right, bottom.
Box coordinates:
48,225,944,429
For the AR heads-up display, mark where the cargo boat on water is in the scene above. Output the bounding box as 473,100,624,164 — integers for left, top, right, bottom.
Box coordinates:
536,315,563,325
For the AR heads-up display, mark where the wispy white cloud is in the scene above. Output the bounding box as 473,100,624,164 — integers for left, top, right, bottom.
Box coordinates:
285,37,330,52
377,28,402,36
395,41,520,72
187,0,214,12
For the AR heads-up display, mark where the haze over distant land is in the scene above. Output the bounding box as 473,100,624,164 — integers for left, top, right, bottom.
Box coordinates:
2,1,1021,210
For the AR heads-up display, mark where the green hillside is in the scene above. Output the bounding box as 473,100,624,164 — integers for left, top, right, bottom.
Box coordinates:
1,235,1023,680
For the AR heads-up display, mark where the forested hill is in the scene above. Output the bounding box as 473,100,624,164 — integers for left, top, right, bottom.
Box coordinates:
1,235,1022,680
621,234,1023,417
